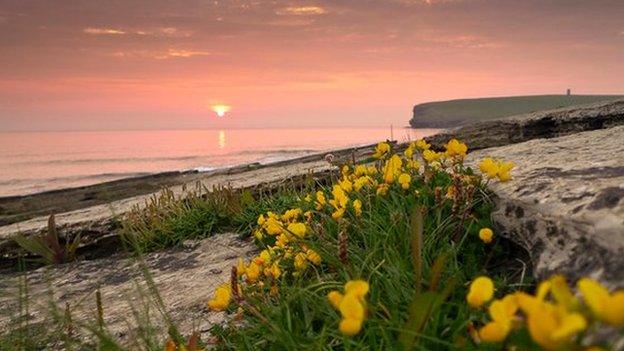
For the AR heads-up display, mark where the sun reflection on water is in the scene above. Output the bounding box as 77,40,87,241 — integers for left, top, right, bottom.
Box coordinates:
218,130,226,149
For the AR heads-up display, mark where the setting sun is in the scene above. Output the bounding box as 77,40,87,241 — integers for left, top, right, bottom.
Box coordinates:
211,104,231,118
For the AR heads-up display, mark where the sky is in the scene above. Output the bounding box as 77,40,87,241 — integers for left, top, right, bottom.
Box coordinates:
0,0,623,131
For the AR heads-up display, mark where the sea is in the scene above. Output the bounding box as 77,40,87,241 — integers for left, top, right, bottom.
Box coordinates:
0,128,439,197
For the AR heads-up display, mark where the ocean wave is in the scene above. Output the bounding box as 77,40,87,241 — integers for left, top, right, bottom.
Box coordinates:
0,172,152,186
4,148,321,166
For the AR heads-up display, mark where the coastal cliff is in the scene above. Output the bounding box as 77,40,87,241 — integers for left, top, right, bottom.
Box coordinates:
409,94,624,128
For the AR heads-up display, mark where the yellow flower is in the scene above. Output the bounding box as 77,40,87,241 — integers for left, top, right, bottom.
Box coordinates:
383,154,402,184
497,161,515,182
406,159,421,171
330,185,349,208
444,139,468,158
414,139,430,150
327,291,343,309
304,210,313,221
332,208,346,220
339,178,353,192
479,158,499,179
246,261,261,283
376,184,389,196
467,276,494,308
373,141,391,159
257,214,266,226
404,146,414,158
352,199,362,216
328,279,370,336
549,275,578,311
306,249,322,265
422,149,441,163
315,191,326,210
287,222,307,238
339,318,363,336
268,262,281,279
479,295,519,343
207,283,231,311
354,165,368,176
236,258,246,276
294,252,308,271
338,293,365,336
345,280,370,299
264,217,283,236
353,176,372,191
578,278,624,326
342,165,350,176
259,249,272,265
275,233,289,248
525,301,587,350
253,229,264,241
479,228,494,244
398,173,411,190
282,208,302,222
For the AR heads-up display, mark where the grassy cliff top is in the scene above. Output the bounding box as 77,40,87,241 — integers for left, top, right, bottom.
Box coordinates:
409,94,623,128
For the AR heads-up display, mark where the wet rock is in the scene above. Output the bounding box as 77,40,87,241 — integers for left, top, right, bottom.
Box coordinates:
468,125,624,288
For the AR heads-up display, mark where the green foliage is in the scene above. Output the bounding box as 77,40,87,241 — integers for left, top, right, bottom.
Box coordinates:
12,214,81,265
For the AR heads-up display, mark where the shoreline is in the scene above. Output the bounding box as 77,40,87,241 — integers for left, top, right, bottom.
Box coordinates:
0,142,389,226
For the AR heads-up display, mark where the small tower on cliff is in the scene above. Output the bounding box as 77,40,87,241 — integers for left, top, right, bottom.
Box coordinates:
566,88,571,96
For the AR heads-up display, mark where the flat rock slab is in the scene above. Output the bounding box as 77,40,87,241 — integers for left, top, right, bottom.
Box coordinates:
0,232,256,345
468,125,624,288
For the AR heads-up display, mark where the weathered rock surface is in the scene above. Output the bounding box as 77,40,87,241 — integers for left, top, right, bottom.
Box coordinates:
0,232,255,345
468,125,624,288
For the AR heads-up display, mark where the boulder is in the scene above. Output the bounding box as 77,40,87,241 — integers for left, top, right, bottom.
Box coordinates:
468,125,624,288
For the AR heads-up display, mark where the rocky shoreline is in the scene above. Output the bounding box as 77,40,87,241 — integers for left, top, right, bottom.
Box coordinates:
1,99,623,346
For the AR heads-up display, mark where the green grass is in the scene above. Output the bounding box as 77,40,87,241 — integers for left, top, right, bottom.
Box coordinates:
120,182,310,253
409,94,623,127
209,156,532,350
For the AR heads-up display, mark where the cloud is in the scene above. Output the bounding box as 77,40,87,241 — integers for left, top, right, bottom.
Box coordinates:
138,27,194,38
112,49,211,60
158,49,211,59
83,27,126,35
424,34,503,49
275,6,326,16
84,26,192,37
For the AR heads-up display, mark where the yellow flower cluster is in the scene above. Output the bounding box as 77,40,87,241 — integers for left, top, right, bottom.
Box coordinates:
328,280,370,336
205,138,518,340
478,157,515,182
208,207,323,311
468,275,624,350
316,164,378,220
372,141,391,159
444,138,468,159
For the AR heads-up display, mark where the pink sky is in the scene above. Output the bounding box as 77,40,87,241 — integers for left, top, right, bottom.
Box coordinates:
0,0,623,131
